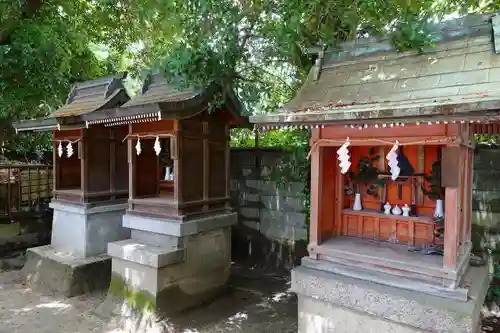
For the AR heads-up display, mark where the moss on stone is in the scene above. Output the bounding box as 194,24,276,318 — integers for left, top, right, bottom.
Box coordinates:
108,275,156,313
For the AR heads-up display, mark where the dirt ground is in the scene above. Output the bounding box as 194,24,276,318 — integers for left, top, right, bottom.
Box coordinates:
0,264,297,333
0,260,499,333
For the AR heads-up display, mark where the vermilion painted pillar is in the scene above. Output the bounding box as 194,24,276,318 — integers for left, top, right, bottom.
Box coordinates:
443,145,463,269
308,130,322,259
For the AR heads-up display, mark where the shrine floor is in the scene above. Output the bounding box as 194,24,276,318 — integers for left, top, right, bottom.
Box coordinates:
0,256,498,333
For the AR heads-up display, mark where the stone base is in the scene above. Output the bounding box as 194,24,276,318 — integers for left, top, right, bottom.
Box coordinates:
50,201,129,258
22,245,111,297
106,212,236,318
292,262,489,333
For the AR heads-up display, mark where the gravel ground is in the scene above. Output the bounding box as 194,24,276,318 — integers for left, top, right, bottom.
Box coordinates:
0,266,297,333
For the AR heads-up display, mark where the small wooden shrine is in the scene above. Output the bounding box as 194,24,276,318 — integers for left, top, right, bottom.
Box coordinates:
85,72,247,316
15,73,130,206
251,13,496,333
13,73,132,297
83,73,246,219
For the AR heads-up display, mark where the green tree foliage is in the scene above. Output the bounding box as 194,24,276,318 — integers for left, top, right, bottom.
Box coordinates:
0,0,122,160
3,0,500,162
113,0,500,113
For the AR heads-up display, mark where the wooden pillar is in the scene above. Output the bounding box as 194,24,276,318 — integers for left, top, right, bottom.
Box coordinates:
464,147,473,244
127,124,136,210
52,139,58,194
308,129,322,258
80,130,88,204
224,125,231,209
109,128,116,199
202,122,209,212
443,145,463,269
172,124,181,204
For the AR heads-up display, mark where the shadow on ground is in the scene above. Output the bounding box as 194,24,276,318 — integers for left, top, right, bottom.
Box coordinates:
0,262,297,333
167,264,297,332
3,258,500,332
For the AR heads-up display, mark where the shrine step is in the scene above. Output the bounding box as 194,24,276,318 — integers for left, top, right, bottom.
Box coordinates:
301,257,469,301
107,239,184,269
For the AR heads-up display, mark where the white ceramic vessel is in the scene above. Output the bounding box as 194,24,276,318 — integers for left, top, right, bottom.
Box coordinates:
353,193,363,211
392,205,402,216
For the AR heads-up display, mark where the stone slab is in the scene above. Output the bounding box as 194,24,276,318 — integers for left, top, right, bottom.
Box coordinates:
22,245,111,297
301,257,469,301
50,201,128,214
292,264,489,332
51,201,129,257
122,212,237,237
298,295,426,333
107,227,232,318
130,229,181,249
107,239,184,268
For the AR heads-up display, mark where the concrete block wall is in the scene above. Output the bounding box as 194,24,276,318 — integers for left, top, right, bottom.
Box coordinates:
230,148,308,270
473,148,500,228
472,147,500,256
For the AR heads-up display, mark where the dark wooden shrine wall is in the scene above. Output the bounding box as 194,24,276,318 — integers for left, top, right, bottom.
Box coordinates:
85,125,129,194
179,116,205,202
57,142,80,189
207,115,229,199
113,126,129,192
135,139,158,197
54,130,81,190
179,112,228,203
86,126,111,192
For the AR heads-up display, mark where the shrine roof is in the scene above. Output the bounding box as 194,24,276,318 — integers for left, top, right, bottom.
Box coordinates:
250,13,500,127
13,73,130,132
83,72,247,127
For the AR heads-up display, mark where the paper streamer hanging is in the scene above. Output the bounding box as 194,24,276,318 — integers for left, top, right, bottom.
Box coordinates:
153,136,161,156
336,137,351,174
66,142,73,158
135,139,142,156
386,141,400,181
57,142,63,158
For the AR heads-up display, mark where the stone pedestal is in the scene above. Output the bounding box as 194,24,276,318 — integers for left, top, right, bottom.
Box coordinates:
22,201,129,297
105,212,237,320
292,260,489,333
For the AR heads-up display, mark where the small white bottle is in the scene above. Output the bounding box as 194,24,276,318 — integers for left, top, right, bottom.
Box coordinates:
402,204,410,217
384,202,392,215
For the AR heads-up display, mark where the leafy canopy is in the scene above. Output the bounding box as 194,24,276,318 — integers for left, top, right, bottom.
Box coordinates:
2,0,500,161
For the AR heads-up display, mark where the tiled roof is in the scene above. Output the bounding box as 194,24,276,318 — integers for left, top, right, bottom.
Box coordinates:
120,73,203,109
48,73,128,118
250,13,500,125
83,72,248,127
14,73,130,132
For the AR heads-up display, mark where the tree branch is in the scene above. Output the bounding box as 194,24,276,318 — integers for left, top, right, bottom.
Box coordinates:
239,22,256,50
0,0,45,45
237,65,295,92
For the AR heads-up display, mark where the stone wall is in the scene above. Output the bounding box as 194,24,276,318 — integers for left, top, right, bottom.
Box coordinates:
472,146,500,255
230,148,308,270
473,147,500,229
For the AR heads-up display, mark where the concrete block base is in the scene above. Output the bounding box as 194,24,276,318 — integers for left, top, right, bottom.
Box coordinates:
22,245,111,297
292,262,489,333
107,214,234,320
50,201,129,258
